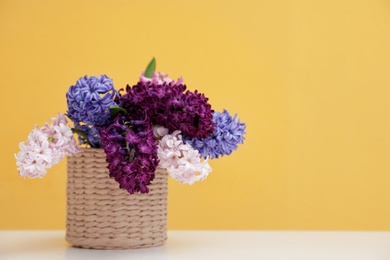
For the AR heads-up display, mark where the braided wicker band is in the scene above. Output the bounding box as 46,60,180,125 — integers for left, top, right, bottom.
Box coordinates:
66,148,168,249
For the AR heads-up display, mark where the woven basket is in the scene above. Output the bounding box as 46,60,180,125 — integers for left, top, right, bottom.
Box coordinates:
66,148,168,249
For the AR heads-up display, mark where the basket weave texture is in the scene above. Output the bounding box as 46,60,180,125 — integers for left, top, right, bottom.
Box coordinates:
66,148,168,249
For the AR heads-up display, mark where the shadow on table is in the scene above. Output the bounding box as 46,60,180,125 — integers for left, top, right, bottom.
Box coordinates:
65,244,168,260
64,234,200,259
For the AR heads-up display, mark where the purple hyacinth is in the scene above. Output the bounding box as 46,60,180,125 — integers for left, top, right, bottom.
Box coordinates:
184,110,246,159
66,75,118,127
100,113,159,194
119,81,215,139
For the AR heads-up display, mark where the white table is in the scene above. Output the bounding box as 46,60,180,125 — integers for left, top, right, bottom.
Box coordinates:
1,231,390,259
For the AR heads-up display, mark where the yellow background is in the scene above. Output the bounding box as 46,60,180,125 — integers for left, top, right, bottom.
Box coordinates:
1,0,390,230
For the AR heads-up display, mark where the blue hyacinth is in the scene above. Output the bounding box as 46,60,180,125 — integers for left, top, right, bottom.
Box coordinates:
184,110,246,159
66,75,117,127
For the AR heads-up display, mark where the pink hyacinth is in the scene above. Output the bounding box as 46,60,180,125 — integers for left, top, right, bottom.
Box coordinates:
15,113,81,179
140,71,184,86
158,131,212,185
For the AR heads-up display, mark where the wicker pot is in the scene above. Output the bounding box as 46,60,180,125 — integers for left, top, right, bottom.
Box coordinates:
66,148,168,249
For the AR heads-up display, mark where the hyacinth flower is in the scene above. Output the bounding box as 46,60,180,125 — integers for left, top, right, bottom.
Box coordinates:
66,75,118,147
139,57,183,86
184,110,246,159
139,71,184,86
158,131,211,185
99,113,159,194
120,58,215,139
15,113,81,179
119,81,215,139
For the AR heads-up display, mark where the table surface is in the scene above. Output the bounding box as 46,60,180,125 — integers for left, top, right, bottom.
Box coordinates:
1,230,390,260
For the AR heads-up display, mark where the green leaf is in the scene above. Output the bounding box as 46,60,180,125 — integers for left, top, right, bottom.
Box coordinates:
71,128,92,146
144,57,156,78
110,106,128,116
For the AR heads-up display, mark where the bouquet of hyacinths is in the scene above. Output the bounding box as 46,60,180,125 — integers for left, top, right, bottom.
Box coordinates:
16,58,246,194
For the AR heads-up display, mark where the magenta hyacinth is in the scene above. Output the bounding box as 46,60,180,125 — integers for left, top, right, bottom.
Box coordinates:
101,80,216,193
119,81,215,139
99,114,159,194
